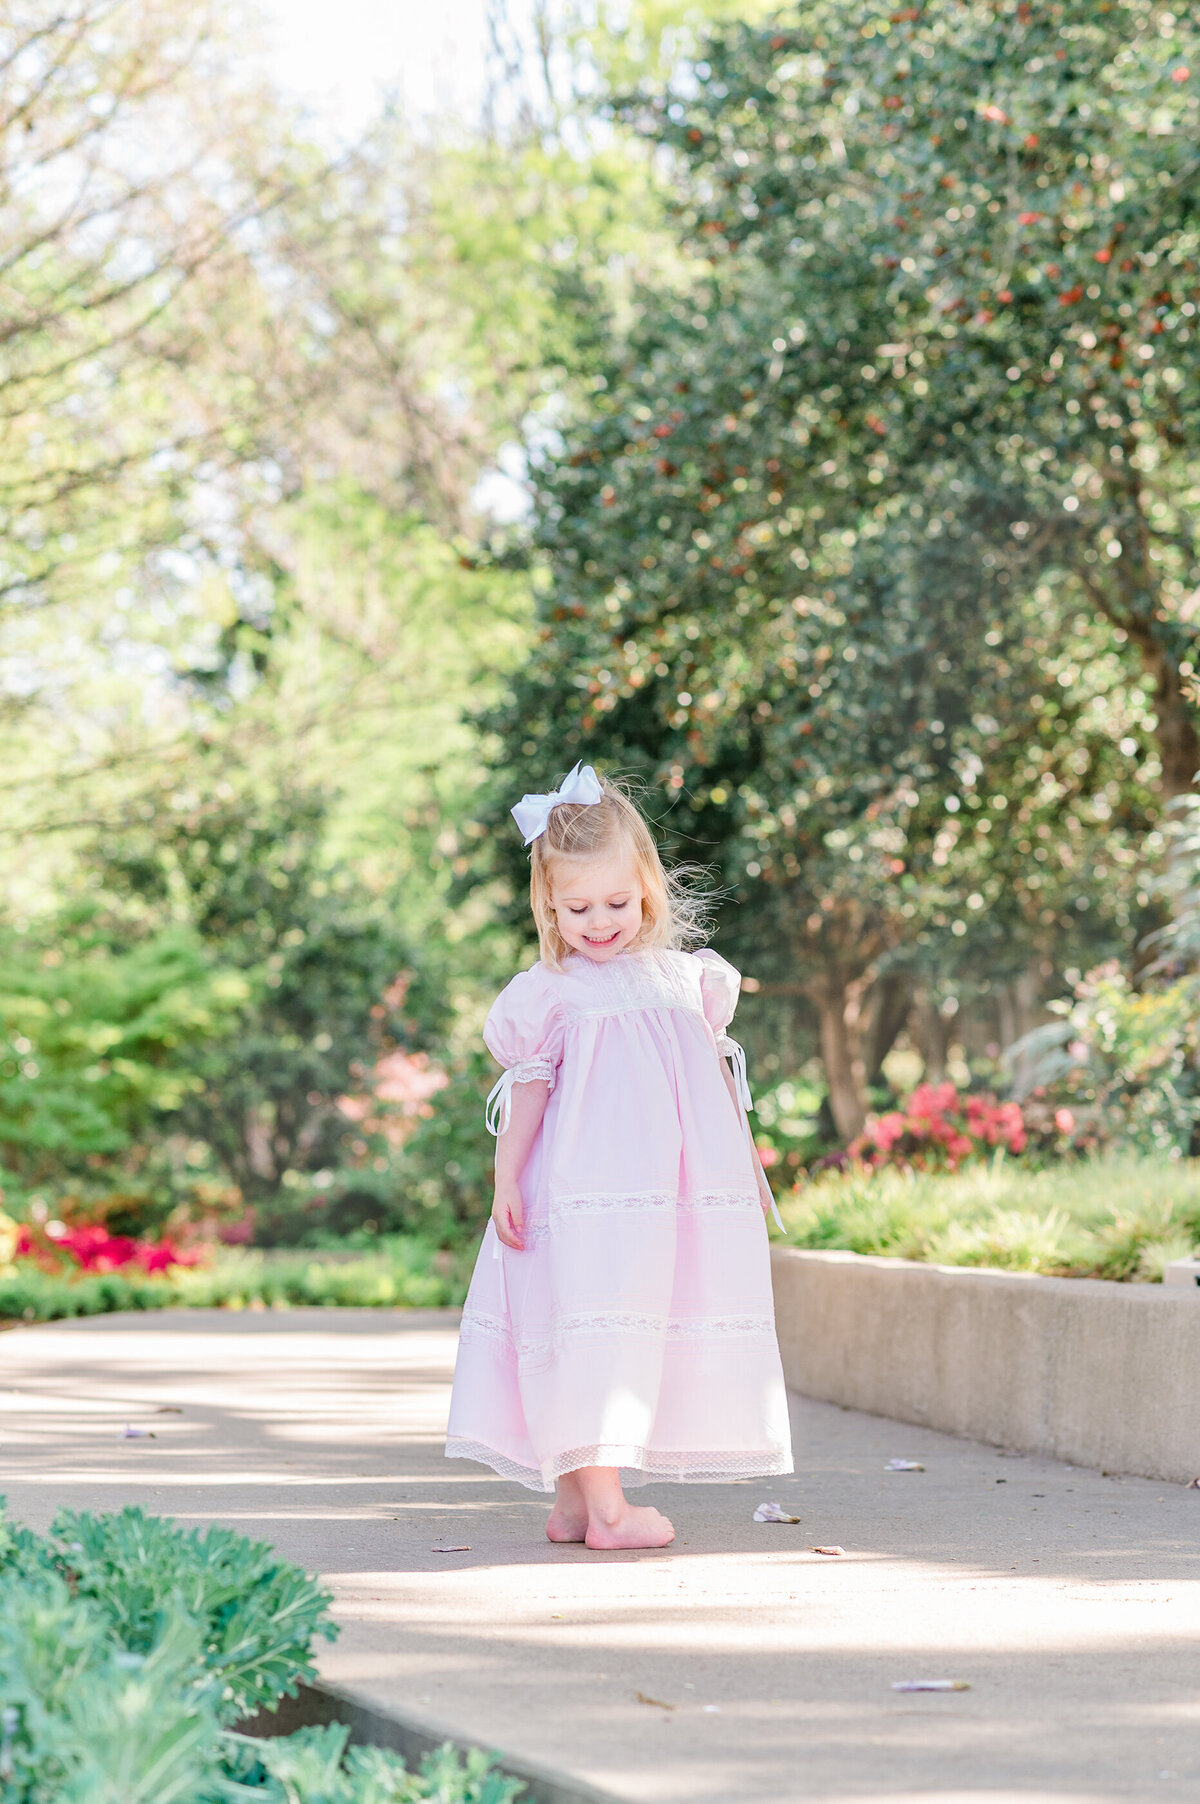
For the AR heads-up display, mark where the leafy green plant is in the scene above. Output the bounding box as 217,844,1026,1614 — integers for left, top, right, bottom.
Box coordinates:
0,1574,225,1804
48,1508,336,1725
223,1724,525,1803
1007,962,1200,1157
0,1505,525,1804
780,1153,1200,1281
0,1235,471,1326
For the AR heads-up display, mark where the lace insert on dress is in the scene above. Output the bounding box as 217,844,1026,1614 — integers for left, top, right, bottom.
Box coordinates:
565,947,704,1022
550,1186,760,1214
459,1306,779,1373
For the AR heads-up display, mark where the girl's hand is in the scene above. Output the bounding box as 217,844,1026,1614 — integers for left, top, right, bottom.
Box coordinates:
492,1180,525,1251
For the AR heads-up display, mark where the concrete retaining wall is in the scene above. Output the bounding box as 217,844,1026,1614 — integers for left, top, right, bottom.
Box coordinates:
771,1247,1200,1483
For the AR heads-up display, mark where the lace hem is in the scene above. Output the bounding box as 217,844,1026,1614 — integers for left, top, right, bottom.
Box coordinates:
445,1436,795,1494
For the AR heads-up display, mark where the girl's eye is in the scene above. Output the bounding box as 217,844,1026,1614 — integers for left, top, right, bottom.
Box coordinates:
569,906,588,915
611,901,626,910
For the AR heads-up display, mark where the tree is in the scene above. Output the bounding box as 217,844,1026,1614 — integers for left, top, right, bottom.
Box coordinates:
479,0,1178,1135
0,0,320,622
87,778,444,1221
633,0,1200,799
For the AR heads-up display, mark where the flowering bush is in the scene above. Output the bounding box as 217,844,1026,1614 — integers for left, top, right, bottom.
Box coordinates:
2,1213,200,1278
849,1081,1027,1173
1007,962,1200,1159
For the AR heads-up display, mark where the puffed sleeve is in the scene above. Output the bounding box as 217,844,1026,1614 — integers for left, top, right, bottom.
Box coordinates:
694,947,741,1033
693,949,753,1113
482,967,564,1136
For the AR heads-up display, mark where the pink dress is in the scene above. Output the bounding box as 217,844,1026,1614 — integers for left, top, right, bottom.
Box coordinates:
445,946,794,1492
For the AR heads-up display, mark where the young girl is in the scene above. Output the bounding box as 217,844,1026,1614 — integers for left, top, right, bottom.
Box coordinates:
445,763,793,1549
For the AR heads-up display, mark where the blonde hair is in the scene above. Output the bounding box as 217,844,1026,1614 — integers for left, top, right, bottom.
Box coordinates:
529,773,710,970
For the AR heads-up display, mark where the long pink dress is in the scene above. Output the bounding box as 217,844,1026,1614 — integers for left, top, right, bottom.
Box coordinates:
445,946,794,1492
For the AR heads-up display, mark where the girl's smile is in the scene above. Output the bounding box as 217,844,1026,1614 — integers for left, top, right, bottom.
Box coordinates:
551,851,645,962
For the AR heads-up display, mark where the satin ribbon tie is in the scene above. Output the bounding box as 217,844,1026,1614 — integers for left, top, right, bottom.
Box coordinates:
485,1070,517,1138
485,1058,556,1136
716,1033,754,1113
717,1033,784,1231
511,761,604,846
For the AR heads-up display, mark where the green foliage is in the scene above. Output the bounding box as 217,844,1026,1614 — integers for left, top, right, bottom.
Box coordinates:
0,926,249,1181
0,1237,471,1326
780,1152,1200,1279
171,1242,471,1311
1008,961,1200,1156
476,0,1199,1135
47,1508,336,1725
0,1504,332,1803
0,1264,176,1326
95,782,439,1207
389,1049,505,1246
222,1724,525,1804
0,1505,522,1804
0,1574,225,1804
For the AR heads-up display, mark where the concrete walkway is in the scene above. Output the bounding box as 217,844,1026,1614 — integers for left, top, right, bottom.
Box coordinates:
1,1308,1198,1803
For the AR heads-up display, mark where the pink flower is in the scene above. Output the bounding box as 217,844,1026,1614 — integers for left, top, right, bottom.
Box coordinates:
1054,1107,1075,1134
872,1112,906,1151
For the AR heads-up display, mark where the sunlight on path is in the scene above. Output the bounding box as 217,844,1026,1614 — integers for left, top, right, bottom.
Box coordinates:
1,1309,1197,1802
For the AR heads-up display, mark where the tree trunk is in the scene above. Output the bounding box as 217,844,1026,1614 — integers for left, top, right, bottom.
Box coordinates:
1079,537,1200,803
997,968,1044,1092
1129,620,1200,801
914,994,953,1084
814,978,869,1141
862,972,911,1090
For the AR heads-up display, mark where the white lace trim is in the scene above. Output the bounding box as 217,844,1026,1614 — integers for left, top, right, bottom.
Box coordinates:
485,1057,557,1136
549,1186,761,1215
445,1436,794,1494
560,947,705,1020
459,1307,778,1367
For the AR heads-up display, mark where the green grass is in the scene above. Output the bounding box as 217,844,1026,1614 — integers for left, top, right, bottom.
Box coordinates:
778,1154,1200,1281
0,1235,474,1326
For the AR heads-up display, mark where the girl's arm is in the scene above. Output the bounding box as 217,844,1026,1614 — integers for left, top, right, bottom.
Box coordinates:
491,1078,550,1251
719,1059,775,1214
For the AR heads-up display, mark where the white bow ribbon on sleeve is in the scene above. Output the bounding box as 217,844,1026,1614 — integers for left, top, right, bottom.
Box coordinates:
511,761,604,846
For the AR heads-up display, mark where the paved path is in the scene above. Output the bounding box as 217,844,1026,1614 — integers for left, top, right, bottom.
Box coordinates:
1,1308,1198,1803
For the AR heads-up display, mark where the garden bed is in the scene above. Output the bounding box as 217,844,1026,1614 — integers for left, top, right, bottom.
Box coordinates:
777,1153,1200,1281
0,1235,472,1326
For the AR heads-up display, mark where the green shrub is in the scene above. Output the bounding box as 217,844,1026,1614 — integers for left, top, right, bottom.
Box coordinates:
222,1724,525,1802
780,1153,1200,1281
0,1505,523,1804
0,1574,225,1804
1008,962,1200,1159
0,1235,473,1325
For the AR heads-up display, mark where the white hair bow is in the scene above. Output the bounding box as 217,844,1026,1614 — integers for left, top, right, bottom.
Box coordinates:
511,761,604,846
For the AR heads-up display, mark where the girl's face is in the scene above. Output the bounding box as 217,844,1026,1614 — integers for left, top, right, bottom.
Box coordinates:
550,846,645,962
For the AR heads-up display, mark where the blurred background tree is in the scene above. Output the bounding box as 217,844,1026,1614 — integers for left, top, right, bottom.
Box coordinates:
2,0,1198,1246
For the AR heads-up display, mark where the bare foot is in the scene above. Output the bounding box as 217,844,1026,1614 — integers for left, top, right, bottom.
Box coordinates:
546,1474,588,1543
585,1503,675,1551
546,1501,588,1542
